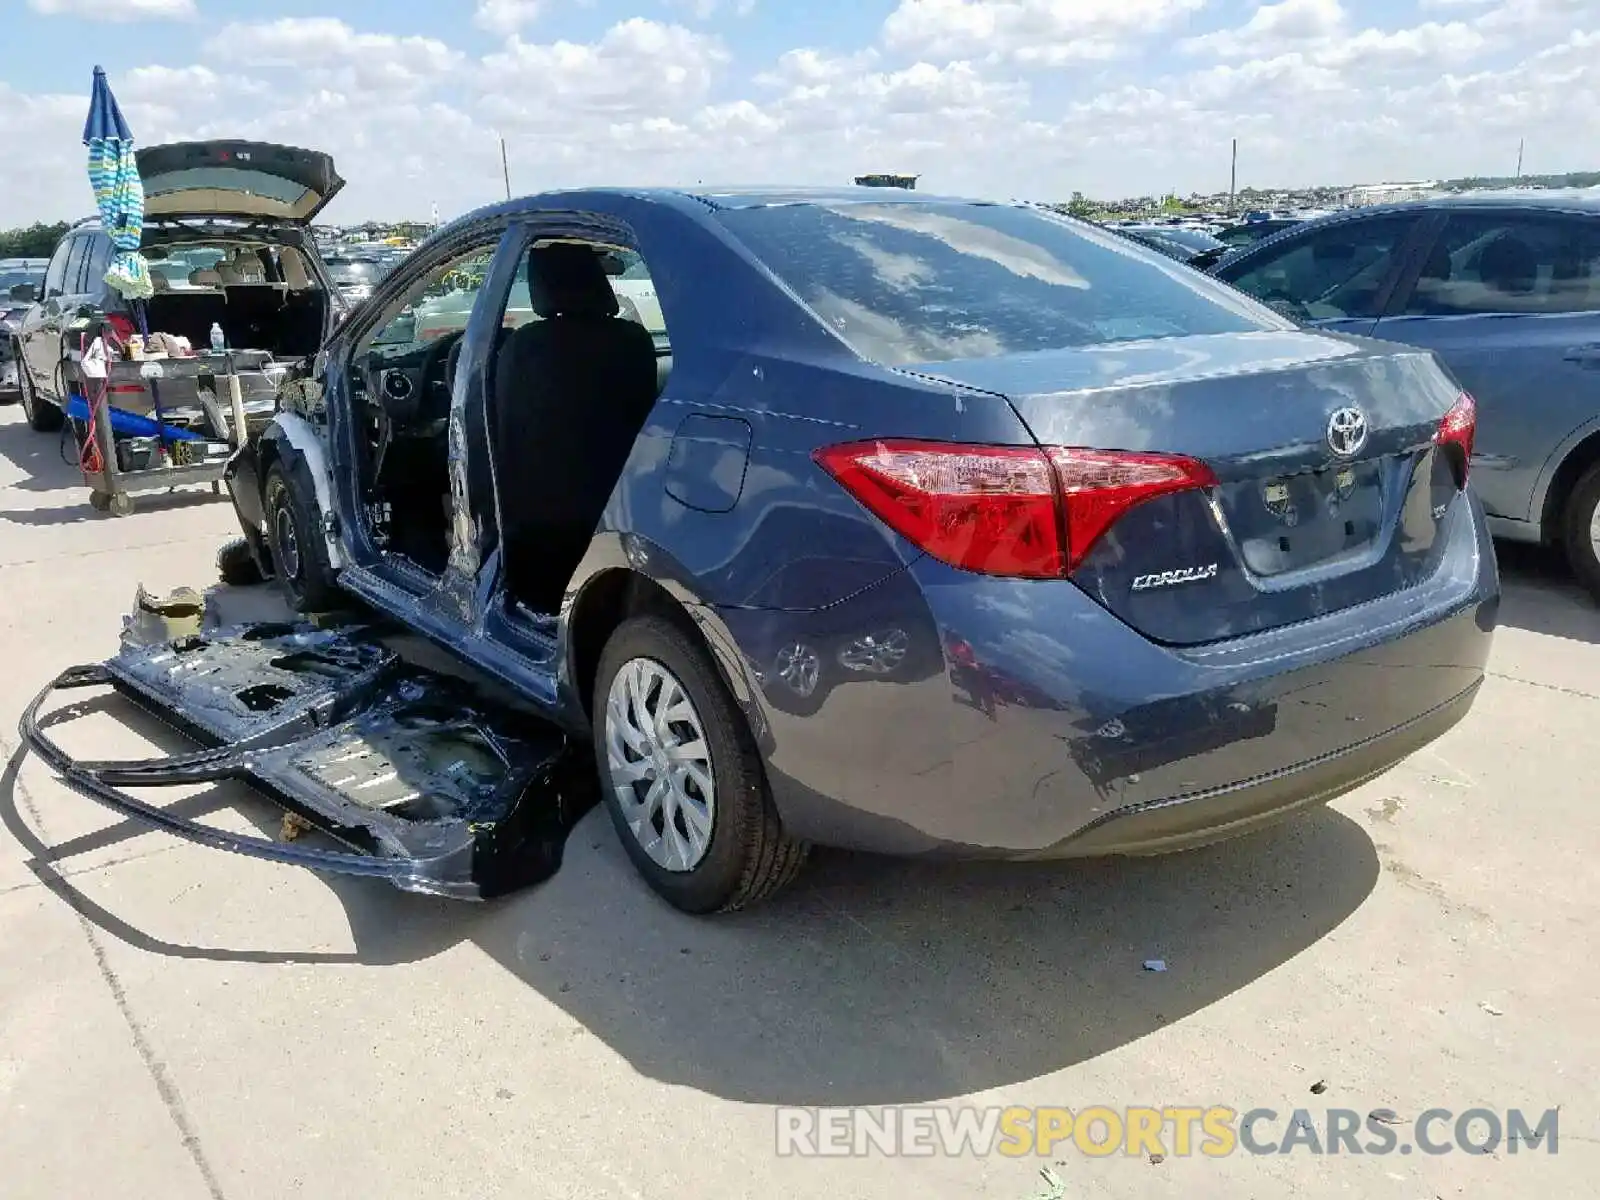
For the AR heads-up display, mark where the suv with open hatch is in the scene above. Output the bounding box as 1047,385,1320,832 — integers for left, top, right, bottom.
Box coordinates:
10,140,345,438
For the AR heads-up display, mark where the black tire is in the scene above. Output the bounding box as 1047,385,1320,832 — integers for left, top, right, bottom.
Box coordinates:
17,359,62,432
262,459,340,612
217,535,265,586
1562,461,1600,604
593,615,808,913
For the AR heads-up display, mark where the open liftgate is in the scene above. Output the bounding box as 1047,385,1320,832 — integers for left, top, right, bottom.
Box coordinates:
20,619,596,899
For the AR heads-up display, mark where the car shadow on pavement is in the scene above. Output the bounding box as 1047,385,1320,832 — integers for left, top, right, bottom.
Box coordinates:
0,414,227,519
466,807,1378,1105
0,416,83,492
2,675,1381,1106
1495,542,1599,643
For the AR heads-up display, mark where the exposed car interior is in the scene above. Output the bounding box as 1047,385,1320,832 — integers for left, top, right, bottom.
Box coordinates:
353,239,670,601
140,238,328,358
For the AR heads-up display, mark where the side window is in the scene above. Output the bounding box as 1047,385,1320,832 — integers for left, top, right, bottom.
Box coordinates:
1224,217,1415,320
604,249,668,348
84,234,114,295
1400,213,1600,317
366,245,503,350
61,237,90,296
42,237,73,299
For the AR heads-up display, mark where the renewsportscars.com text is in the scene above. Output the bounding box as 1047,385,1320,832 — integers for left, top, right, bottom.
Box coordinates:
775,1105,1559,1159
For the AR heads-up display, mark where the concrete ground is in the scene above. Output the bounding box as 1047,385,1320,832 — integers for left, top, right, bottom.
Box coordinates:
0,402,1596,1200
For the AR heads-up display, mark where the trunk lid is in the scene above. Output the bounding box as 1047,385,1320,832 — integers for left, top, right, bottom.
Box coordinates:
137,141,344,224
909,330,1468,645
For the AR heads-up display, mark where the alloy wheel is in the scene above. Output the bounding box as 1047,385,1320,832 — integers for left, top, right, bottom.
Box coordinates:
604,657,716,873
274,503,302,579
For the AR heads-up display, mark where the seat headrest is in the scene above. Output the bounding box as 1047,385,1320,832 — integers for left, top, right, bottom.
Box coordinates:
189,268,223,288
527,243,618,319
216,261,244,285
150,271,171,293
280,250,311,290
1479,236,1536,296
1418,243,1451,282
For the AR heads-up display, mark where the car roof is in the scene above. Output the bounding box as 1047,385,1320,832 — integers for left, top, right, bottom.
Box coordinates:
1210,189,1600,272
1349,188,1600,217
458,185,998,216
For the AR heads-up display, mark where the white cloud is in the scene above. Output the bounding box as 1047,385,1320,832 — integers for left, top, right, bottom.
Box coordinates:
481,19,727,126
28,0,194,18
882,0,1207,63
1182,0,1345,57
203,18,462,79
474,0,542,36
3,3,1600,226
668,0,756,17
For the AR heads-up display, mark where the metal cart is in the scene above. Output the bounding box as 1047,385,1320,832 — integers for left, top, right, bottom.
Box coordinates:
83,355,256,516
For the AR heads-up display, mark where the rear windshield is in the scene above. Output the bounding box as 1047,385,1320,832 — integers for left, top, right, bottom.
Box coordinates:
0,265,45,293
327,260,378,283
719,202,1274,366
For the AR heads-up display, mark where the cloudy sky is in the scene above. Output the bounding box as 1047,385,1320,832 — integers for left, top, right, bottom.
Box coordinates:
1,0,1594,225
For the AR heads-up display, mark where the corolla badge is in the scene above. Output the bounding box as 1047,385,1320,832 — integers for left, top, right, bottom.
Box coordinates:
1131,563,1219,592
1326,406,1369,458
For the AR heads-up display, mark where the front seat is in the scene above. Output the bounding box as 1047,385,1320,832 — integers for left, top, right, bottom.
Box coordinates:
494,242,660,612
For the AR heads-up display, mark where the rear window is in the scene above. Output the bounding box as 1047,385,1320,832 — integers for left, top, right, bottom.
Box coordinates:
719,202,1275,366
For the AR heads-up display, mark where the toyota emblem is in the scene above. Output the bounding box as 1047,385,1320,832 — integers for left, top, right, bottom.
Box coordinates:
1326,407,1369,458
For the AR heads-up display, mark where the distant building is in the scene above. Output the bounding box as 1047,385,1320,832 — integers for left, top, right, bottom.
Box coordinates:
854,173,918,190
1345,181,1440,206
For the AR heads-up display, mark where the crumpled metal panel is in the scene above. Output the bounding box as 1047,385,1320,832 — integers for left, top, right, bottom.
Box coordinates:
23,612,596,900
109,620,398,747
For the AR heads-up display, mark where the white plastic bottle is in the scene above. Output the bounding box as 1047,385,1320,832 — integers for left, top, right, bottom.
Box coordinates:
210,322,226,353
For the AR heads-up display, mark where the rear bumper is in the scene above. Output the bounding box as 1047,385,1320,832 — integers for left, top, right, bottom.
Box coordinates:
1038,679,1478,857
722,493,1499,857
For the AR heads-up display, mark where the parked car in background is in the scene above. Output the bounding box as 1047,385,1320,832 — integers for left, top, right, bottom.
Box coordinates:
1106,224,1222,264
1211,191,1600,600
1188,220,1307,271
167,186,1499,913
1,257,48,399
10,140,345,435
323,256,382,304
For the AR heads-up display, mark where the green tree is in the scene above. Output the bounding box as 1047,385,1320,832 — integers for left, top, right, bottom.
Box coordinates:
0,222,69,258
1065,191,1097,217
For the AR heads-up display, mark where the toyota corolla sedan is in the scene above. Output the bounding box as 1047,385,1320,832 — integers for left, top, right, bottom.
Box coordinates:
23,188,1499,914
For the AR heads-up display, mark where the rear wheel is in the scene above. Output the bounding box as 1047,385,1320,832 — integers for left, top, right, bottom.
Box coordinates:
1562,461,1600,604
594,615,808,913
262,460,339,612
17,360,62,432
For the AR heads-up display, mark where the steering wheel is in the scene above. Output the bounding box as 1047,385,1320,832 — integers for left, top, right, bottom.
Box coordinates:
420,329,466,397
445,335,465,396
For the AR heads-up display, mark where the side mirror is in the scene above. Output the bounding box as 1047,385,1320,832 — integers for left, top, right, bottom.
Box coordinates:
8,283,36,304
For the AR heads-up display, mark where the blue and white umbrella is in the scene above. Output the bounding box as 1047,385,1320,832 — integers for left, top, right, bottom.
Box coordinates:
84,65,152,301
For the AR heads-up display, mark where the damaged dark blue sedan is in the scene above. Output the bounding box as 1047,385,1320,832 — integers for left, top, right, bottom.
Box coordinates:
23,187,1500,913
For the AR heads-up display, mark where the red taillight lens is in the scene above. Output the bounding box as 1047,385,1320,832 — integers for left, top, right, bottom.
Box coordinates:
1434,391,1476,487
813,440,1063,577
1047,448,1218,570
813,439,1217,578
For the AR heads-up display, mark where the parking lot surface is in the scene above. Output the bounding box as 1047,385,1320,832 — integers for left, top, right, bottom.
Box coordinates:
1,404,1596,1200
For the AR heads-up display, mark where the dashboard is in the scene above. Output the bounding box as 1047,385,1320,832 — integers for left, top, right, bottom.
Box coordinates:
361,331,460,438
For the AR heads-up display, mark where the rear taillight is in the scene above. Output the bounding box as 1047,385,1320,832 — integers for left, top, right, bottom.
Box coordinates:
813,439,1217,578
1434,391,1476,487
